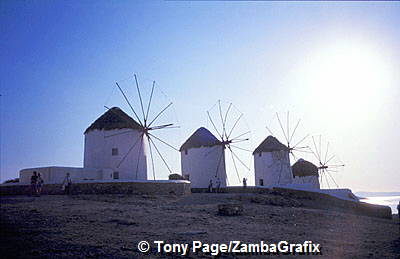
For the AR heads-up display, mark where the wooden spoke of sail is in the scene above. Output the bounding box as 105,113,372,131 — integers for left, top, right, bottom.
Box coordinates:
230,138,249,144
117,133,143,168
151,125,180,130
324,170,331,189
135,134,144,179
319,135,322,164
292,147,313,154
148,137,172,174
227,113,243,139
290,151,298,162
292,134,309,150
325,164,345,168
145,81,155,123
231,131,251,141
218,100,227,139
276,112,289,145
326,169,339,188
308,146,321,163
312,136,322,163
324,141,330,165
148,132,179,151
229,147,250,171
230,144,253,153
266,125,275,136
289,119,301,144
325,154,335,165
207,111,223,140
134,74,146,124
147,136,156,180
214,147,224,178
115,82,143,126
149,123,176,130
229,148,241,182
148,102,173,127
223,103,233,139
286,112,290,147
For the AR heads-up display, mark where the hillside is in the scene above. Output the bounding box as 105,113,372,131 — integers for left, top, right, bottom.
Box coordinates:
1,193,399,258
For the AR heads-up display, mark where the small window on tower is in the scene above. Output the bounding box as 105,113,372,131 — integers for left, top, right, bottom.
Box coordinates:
259,179,264,186
112,148,118,156
113,172,119,179
258,153,262,157
184,149,188,155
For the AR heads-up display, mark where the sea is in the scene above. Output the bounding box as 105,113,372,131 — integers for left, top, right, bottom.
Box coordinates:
359,194,400,214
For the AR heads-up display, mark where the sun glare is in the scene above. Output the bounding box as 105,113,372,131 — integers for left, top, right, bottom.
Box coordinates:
302,42,391,119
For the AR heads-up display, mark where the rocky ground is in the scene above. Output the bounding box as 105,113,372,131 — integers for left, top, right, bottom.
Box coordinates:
1,193,399,258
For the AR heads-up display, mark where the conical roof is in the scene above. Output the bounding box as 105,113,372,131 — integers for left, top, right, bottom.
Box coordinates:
292,159,319,177
179,127,222,151
84,107,142,134
253,135,288,155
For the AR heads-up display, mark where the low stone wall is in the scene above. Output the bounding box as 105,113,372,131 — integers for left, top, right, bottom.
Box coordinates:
0,181,191,196
192,186,392,219
273,187,392,219
191,186,270,193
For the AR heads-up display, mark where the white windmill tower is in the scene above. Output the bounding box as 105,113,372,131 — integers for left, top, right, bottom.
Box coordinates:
254,112,310,187
84,74,179,181
180,100,252,188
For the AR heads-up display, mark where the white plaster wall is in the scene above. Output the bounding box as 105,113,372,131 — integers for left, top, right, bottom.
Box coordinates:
254,150,293,187
19,167,113,184
293,175,320,189
181,145,226,188
84,129,147,180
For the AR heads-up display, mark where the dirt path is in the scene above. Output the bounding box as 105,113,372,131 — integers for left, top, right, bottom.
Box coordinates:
1,194,399,258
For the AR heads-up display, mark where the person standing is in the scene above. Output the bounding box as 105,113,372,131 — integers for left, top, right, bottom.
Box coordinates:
36,173,44,196
216,178,221,193
62,173,72,195
397,201,400,230
208,179,213,193
243,178,247,188
30,171,38,196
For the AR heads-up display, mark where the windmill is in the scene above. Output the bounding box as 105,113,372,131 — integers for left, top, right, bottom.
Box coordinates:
206,100,252,185
265,112,310,162
253,112,312,187
103,74,179,180
308,135,345,189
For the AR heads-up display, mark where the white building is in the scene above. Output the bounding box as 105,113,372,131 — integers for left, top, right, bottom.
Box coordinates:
19,166,114,184
18,107,148,184
253,135,293,187
292,158,320,189
83,107,147,180
180,127,226,188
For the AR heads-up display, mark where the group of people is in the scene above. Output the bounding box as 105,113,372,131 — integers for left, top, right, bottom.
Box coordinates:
30,171,73,195
30,171,44,196
208,178,222,193
207,177,248,193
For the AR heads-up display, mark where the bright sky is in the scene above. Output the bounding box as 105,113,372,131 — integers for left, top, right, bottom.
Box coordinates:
1,1,399,192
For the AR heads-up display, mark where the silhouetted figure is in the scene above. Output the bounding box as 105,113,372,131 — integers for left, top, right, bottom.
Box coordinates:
62,173,72,195
216,178,221,193
243,178,247,188
398,201,400,230
30,171,38,196
208,179,213,193
36,173,44,196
